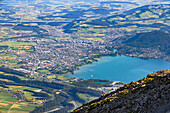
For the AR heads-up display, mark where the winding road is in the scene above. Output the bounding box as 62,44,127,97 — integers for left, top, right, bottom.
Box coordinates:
60,90,78,109
43,90,78,113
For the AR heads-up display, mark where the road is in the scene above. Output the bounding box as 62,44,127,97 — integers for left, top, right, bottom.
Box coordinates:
43,90,78,113
60,90,78,109
44,108,62,113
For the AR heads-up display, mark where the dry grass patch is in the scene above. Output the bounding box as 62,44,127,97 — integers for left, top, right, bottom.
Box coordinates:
12,104,21,109
19,102,29,106
3,101,13,104
9,86,23,89
10,111,28,113
0,72,4,74
0,103,9,106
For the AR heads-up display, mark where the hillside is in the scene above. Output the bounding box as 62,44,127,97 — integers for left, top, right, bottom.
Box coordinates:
0,67,112,113
125,31,170,49
72,70,170,113
63,4,170,38
113,30,170,61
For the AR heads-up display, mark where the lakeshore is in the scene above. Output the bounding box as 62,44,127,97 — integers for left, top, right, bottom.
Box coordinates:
68,55,170,83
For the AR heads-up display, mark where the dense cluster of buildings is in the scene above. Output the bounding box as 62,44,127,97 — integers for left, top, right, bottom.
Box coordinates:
4,36,114,77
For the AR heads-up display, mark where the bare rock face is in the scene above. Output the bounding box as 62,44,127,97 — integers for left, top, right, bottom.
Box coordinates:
72,70,170,113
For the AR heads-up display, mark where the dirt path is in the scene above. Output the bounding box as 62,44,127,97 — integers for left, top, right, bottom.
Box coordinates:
8,102,16,113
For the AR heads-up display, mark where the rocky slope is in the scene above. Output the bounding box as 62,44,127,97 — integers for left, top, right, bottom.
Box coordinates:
72,70,170,113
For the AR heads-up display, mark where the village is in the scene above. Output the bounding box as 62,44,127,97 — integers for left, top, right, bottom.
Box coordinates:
0,34,117,79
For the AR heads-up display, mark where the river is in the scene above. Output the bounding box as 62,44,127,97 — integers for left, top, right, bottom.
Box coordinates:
68,55,170,83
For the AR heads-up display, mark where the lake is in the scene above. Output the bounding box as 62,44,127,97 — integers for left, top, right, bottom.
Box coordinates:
68,55,170,83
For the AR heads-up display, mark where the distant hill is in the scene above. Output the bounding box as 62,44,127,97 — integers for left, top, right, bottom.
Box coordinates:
63,4,170,34
113,30,170,61
72,70,170,113
125,31,170,52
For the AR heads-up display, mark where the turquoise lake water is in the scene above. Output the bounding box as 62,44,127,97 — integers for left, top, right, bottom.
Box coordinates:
68,55,170,83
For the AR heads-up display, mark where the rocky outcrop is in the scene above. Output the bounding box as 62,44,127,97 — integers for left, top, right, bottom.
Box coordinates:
72,70,170,113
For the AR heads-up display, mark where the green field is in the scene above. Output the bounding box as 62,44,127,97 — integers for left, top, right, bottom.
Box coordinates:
37,69,49,73
0,41,36,47
57,74,69,80
77,93,97,103
47,75,57,79
0,69,51,113
0,53,16,58
0,90,42,113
